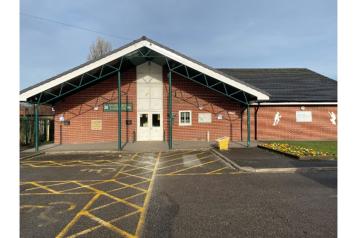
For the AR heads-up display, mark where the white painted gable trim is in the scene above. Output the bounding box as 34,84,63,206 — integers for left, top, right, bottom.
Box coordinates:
20,39,270,101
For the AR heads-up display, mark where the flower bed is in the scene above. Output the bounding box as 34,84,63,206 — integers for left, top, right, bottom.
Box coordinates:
259,143,336,160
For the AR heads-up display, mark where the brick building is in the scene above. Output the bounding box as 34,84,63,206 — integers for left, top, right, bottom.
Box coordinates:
19,36,337,148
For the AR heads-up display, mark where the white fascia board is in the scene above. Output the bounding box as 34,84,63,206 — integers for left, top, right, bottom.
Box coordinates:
251,102,338,106
19,41,148,101
20,39,270,101
143,41,270,100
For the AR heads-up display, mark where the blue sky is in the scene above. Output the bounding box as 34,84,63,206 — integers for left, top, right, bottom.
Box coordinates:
20,0,336,89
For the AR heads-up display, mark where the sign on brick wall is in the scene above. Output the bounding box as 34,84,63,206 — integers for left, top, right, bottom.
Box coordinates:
198,113,212,123
91,120,102,130
103,103,133,112
296,111,312,122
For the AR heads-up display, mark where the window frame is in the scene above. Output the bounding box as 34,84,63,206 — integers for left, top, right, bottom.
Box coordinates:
178,110,192,126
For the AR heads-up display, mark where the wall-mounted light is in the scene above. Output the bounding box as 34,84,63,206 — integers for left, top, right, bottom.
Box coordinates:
300,106,305,111
199,106,204,110
59,114,65,122
51,107,55,112
94,106,99,111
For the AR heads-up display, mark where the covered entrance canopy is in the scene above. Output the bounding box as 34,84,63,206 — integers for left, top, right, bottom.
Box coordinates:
20,36,270,151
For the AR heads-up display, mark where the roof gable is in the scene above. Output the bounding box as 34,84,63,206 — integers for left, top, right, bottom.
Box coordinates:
20,36,270,102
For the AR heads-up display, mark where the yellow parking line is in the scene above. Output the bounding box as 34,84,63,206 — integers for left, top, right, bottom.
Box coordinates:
66,210,140,238
206,167,227,174
113,162,153,172
49,161,66,166
29,182,60,194
118,171,152,182
114,165,152,177
113,164,128,178
84,211,136,238
157,155,212,171
59,180,111,193
135,152,161,237
108,180,149,193
72,181,143,211
21,192,95,196
159,151,208,164
21,179,104,183
168,159,219,175
111,180,148,193
160,150,196,159
157,173,224,176
23,181,71,192
89,191,146,212
115,170,153,181
56,193,101,238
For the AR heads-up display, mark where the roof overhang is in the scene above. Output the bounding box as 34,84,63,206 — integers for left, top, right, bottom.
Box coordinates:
20,37,270,103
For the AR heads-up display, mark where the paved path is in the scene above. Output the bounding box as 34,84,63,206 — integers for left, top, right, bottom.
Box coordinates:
218,147,337,169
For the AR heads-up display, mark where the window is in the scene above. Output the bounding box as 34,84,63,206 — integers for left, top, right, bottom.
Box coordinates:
179,111,192,126
140,114,148,127
152,113,161,127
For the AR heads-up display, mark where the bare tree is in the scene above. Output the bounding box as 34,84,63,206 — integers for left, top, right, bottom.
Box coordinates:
87,37,112,61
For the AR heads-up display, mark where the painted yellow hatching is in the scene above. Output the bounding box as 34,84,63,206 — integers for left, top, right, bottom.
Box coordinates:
135,152,161,237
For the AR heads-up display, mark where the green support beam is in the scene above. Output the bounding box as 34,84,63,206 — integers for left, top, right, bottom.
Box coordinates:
247,104,251,147
168,71,173,149
34,63,122,105
34,103,39,152
118,71,122,151
165,58,248,105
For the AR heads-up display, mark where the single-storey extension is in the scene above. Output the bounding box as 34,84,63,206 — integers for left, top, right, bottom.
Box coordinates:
20,36,337,150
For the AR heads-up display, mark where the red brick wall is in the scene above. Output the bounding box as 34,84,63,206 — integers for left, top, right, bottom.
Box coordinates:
53,68,137,144
163,69,244,142
241,105,337,141
53,64,337,144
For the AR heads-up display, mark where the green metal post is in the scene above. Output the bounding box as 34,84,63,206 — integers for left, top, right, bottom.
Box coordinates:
24,116,29,145
118,71,122,150
168,71,173,149
247,104,251,147
34,104,39,152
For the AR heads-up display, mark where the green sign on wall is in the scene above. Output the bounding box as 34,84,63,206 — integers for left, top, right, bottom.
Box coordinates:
103,103,133,112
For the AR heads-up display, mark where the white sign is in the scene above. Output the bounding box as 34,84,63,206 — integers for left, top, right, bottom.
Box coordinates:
273,112,282,126
198,113,212,123
328,112,337,125
296,111,312,122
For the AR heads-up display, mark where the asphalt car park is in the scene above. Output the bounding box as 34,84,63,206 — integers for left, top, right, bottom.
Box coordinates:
20,150,336,238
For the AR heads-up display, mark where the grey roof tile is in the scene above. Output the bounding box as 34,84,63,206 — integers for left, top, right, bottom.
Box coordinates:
217,68,337,102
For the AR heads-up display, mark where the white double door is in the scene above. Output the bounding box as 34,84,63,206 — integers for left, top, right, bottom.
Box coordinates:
136,62,163,141
137,112,162,141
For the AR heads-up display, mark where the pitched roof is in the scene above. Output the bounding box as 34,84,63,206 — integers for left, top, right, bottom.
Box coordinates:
218,68,337,102
20,36,269,102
